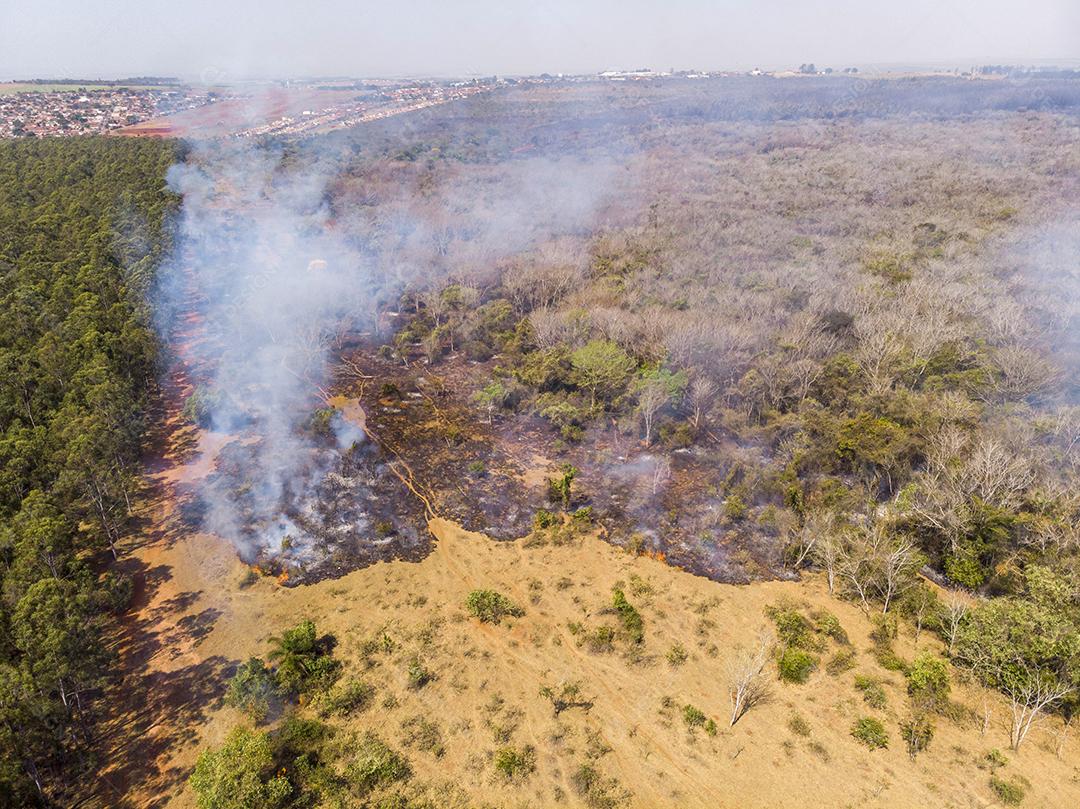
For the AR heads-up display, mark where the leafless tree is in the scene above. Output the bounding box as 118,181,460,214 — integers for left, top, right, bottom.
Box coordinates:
636,379,670,447
941,595,969,656
1003,668,1074,750
688,374,717,430
812,531,844,594
728,631,773,726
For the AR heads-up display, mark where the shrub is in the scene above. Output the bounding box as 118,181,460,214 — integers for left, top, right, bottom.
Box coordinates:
906,653,950,712
465,589,525,624
900,714,934,760
268,620,340,695
611,587,644,644
344,734,411,796
539,681,590,716
400,716,444,757
406,658,434,690
985,748,1008,772
571,762,628,809
788,713,811,737
581,625,616,653
533,509,557,530
768,606,816,649
989,776,1025,806
189,726,291,809
682,704,707,729
666,643,689,667
547,463,579,508
224,658,279,723
851,717,889,750
494,746,536,780
316,678,375,718
778,648,817,683
854,675,888,710
812,610,849,645
826,648,857,675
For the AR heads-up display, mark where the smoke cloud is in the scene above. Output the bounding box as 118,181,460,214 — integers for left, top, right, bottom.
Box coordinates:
155,128,625,570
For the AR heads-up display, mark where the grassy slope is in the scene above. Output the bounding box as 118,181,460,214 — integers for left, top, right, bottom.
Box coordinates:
112,508,1078,808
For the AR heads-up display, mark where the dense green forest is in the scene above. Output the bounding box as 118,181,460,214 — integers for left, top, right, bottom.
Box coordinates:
0,136,179,805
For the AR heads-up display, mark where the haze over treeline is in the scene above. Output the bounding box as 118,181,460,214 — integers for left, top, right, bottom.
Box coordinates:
1,0,1078,79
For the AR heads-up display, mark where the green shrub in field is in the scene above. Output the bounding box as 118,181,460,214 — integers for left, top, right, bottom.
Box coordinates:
465,589,525,624
811,609,849,645
666,642,689,666
766,604,821,651
990,776,1025,806
682,704,707,729
826,648,857,675
778,647,817,683
494,746,536,780
224,657,279,723
343,733,411,796
906,653,950,712
406,658,434,690
851,717,889,750
854,675,888,709
788,713,811,737
611,587,644,644
900,714,934,760
316,677,375,718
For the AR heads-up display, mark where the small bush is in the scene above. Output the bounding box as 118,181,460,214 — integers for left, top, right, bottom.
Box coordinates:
851,717,889,750
682,704,707,729
788,713,812,737
768,606,819,650
906,653,951,712
494,746,536,780
400,716,444,757
344,733,411,796
872,644,907,673
826,648,857,675
854,675,888,710
611,587,644,644
465,589,525,624
811,610,849,645
666,643,689,667
985,748,1008,772
406,658,434,690
989,776,1025,806
900,714,934,760
224,658,279,723
778,648,817,683
316,677,375,717
571,762,628,809
533,509,557,530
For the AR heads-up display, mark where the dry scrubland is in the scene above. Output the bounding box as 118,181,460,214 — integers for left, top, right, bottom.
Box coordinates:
7,77,1080,807
119,515,1080,809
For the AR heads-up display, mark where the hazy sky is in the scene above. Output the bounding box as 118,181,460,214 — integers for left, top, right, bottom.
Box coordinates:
2,0,1077,79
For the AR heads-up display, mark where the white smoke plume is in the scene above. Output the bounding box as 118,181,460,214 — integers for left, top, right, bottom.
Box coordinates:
155,128,625,567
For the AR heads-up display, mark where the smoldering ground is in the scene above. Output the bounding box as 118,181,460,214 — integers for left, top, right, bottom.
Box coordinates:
153,128,626,576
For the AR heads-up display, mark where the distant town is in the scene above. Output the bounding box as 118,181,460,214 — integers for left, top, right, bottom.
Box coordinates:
1,64,1074,139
